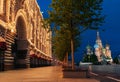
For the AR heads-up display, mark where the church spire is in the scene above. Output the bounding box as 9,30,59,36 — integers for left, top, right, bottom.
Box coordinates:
97,31,100,40
96,31,102,48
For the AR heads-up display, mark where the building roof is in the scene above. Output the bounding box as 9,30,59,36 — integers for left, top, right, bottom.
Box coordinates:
94,43,99,48
86,44,92,49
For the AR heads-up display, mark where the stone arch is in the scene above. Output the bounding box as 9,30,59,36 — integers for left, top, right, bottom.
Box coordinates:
15,9,29,50
15,9,28,40
16,16,27,40
14,9,29,68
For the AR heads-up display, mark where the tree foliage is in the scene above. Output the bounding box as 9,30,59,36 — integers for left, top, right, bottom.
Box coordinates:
113,57,120,64
83,54,98,64
47,0,104,69
52,27,81,61
48,0,104,31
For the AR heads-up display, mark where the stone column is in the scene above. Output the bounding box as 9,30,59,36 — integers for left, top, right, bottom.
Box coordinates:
33,21,36,46
6,0,10,22
15,40,30,68
0,0,4,14
11,0,15,22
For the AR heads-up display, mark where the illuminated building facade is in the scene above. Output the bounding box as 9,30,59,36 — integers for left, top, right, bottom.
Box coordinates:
0,0,52,71
94,32,113,63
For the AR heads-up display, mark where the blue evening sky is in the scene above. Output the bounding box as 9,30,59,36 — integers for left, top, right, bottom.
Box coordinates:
37,0,120,62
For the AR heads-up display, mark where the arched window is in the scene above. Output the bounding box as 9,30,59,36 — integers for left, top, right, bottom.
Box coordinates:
0,0,4,14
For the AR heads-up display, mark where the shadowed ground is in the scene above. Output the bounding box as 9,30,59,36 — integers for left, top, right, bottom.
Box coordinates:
0,66,118,82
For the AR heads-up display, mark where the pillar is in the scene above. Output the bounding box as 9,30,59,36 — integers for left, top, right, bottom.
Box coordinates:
0,0,4,14
6,0,10,22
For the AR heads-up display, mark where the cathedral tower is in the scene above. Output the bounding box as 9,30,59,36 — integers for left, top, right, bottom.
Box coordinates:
96,31,103,48
94,31,113,63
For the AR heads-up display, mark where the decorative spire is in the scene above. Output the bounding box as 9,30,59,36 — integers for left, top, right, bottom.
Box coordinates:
97,31,100,40
105,43,110,48
96,31,103,48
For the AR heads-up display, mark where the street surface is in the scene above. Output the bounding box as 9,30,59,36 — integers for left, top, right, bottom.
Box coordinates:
0,66,119,82
0,66,98,82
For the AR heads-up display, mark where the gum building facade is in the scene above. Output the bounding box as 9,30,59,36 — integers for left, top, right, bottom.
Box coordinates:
0,0,52,71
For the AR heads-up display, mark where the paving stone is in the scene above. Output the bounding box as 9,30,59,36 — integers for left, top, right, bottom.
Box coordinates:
0,66,99,82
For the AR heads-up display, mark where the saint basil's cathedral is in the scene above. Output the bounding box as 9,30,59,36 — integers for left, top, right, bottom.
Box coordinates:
86,31,113,64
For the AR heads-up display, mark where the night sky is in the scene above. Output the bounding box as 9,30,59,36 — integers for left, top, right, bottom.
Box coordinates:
37,0,120,63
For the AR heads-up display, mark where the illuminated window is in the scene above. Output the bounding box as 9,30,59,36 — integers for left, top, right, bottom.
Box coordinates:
0,0,4,14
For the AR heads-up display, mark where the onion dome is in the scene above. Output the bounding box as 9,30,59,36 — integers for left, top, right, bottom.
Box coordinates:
86,44,91,49
105,43,110,47
94,43,99,49
102,47,105,52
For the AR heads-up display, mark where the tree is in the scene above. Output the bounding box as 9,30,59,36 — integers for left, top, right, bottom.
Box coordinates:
52,26,80,65
83,54,98,64
47,0,104,70
52,27,71,61
113,57,119,64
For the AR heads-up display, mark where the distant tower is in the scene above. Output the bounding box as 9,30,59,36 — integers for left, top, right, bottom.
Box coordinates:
94,43,101,62
105,44,113,62
94,31,113,63
86,44,93,55
96,31,103,48
94,31,103,62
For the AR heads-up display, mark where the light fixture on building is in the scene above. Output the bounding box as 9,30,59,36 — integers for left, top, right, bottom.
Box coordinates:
11,29,14,33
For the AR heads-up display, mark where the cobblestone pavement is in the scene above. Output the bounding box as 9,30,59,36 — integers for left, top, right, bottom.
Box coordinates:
0,66,100,82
